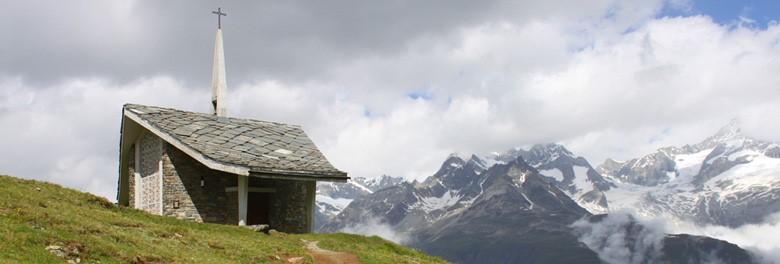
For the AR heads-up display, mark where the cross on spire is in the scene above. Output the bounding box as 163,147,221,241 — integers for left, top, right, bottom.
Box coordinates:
212,7,226,29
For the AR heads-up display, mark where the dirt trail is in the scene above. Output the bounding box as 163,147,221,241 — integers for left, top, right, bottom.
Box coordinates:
304,240,363,264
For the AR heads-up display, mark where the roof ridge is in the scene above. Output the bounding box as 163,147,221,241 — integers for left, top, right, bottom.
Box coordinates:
124,103,303,129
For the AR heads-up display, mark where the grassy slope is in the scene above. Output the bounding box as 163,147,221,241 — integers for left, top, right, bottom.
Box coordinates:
0,175,445,263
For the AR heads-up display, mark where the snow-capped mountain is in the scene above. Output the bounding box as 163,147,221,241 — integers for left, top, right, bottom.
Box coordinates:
488,144,615,214
314,175,405,230
598,122,780,227
316,122,779,230
321,154,495,233
353,175,406,192
319,151,758,263
321,155,602,263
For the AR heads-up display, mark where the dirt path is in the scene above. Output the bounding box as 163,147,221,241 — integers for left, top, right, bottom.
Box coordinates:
304,240,363,264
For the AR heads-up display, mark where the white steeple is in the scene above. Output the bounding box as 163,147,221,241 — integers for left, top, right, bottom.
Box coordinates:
211,8,228,117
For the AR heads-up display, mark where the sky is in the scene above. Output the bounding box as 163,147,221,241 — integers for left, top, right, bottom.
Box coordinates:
0,0,779,201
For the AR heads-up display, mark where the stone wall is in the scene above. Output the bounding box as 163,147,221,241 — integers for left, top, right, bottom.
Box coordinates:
127,133,163,214
125,130,316,233
249,177,315,233
162,144,238,224
138,134,163,214
127,145,136,208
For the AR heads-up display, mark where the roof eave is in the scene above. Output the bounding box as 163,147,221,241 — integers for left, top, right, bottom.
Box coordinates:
249,171,349,182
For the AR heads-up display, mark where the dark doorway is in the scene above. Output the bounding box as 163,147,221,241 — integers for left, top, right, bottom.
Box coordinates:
247,192,271,225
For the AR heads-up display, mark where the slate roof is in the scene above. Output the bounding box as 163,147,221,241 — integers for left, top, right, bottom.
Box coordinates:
122,104,347,179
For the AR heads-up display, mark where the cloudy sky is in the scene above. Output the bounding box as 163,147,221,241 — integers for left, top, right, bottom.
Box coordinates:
1,0,779,200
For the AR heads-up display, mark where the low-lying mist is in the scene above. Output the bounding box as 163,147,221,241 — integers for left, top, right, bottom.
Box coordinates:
339,217,411,245
572,210,780,264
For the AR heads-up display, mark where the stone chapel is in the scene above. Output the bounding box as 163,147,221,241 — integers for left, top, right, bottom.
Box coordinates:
116,8,348,233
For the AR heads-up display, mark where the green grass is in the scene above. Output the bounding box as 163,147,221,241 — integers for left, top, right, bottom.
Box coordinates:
0,175,446,263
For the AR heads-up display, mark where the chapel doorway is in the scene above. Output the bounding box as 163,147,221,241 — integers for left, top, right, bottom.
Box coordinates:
247,192,271,225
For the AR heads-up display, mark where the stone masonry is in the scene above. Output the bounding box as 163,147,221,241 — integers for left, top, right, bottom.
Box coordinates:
127,132,315,233
162,144,238,224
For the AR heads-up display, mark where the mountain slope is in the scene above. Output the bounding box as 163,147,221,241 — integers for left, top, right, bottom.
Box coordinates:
597,123,780,227
0,174,444,263
412,157,599,264
516,144,615,214
486,144,614,214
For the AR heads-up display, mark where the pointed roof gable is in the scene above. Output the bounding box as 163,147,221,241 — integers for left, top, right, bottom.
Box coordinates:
121,103,347,180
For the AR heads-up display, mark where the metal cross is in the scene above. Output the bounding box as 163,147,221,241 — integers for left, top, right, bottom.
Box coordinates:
212,7,227,29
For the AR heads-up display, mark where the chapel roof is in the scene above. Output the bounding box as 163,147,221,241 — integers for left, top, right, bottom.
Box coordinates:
122,103,347,180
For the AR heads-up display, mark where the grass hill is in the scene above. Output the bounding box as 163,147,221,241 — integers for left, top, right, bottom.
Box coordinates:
0,174,445,263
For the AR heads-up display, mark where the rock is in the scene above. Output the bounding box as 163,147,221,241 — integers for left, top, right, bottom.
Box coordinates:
244,224,270,233
45,245,66,258
287,257,304,264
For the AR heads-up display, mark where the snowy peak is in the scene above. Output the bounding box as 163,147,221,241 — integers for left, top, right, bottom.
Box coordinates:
353,175,406,192
434,154,467,177
599,122,779,187
436,144,612,214
698,120,743,149
414,154,488,210
515,144,612,214
485,147,523,164
466,154,488,171
317,180,372,199
425,153,487,184
597,158,624,172
519,143,576,167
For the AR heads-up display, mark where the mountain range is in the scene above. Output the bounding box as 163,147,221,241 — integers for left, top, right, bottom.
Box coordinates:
315,123,776,263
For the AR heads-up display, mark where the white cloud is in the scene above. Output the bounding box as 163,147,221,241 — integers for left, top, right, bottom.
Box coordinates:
666,212,780,264
0,2,778,212
340,217,410,245
0,76,204,200
573,211,780,264
571,211,666,264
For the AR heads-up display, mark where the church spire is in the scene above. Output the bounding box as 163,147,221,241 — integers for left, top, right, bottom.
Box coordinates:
211,7,228,118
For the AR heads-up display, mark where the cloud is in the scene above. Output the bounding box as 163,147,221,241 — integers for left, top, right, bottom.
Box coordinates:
666,212,780,264
0,76,206,199
1,1,779,206
0,0,652,86
340,217,411,245
571,211,666,264
571,211,778,264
